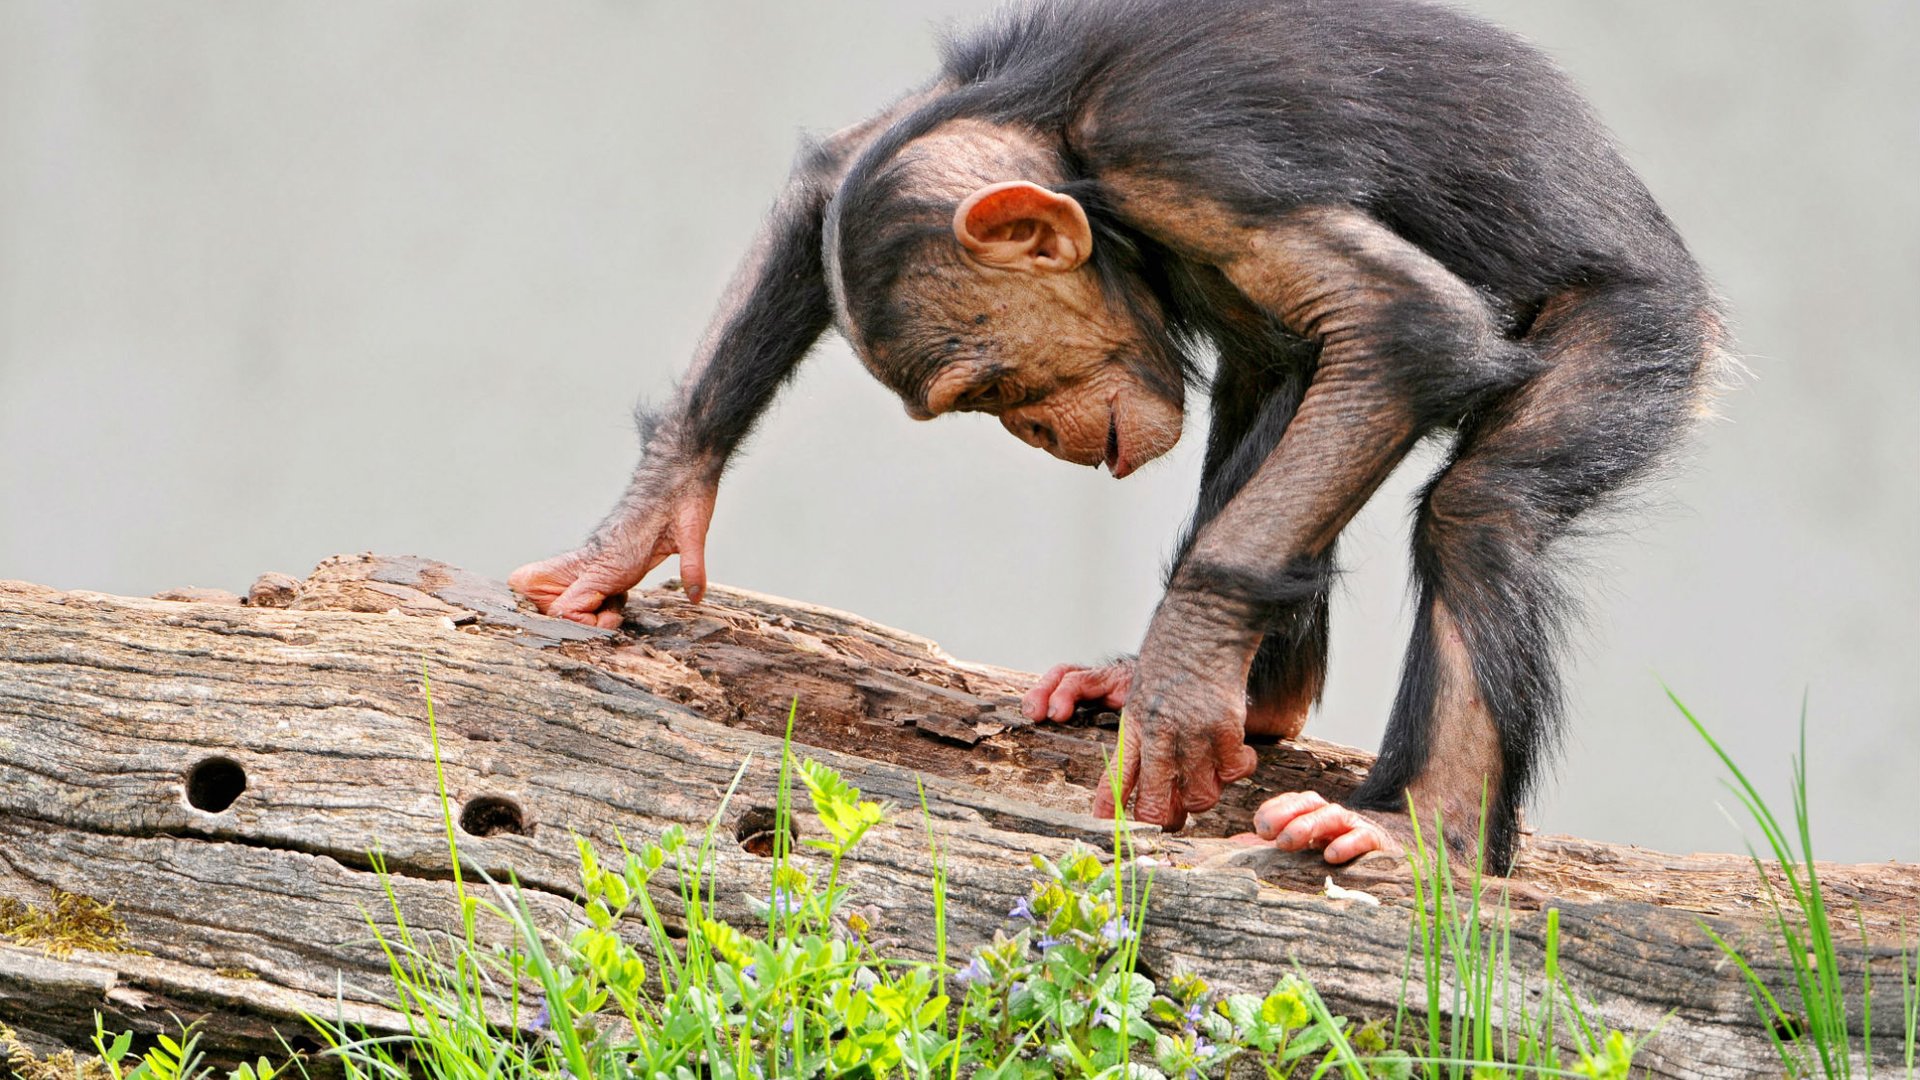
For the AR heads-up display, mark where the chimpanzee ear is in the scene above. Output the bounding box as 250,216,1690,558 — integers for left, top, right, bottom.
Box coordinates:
953,181,1093,272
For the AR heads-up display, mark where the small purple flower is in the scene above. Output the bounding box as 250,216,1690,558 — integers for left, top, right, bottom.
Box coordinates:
742,962,758,980
770,887,805,916
1091,1006,1111,1028
1099,918,1132,945
1036,934,1064,952
528,996,549,1032
1185,1002,1206,1025
780,1013,795,1034
1008,895,1035,921
955,957,990,986
854,966,880,991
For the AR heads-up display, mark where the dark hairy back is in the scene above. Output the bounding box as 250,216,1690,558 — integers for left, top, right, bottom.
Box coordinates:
940,0,1705,307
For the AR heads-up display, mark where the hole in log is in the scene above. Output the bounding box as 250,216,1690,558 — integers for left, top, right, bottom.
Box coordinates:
734,805,796,857
459,796,528,837
1772,1014,1804,1041
184,757,247,813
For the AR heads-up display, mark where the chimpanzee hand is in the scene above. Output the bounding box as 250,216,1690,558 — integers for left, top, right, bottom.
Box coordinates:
510,474,718,629
1092,618,1259,830
1022,658,1134,722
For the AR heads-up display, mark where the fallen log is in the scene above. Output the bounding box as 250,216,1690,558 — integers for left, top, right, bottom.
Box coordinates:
0,555,1913,1077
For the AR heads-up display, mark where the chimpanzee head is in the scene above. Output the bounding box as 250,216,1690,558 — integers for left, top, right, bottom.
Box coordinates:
826,121,1186,477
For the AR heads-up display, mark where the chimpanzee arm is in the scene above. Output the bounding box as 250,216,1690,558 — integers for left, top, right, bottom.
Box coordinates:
512,87,945,626
1101,200,1534,837
1021,316,1324,729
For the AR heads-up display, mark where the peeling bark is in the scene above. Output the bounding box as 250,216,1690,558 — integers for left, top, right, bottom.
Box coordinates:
1,556,1914,1078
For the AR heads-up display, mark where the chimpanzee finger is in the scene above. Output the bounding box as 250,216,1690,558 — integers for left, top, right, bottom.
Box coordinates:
1150,788,1189,832
1129,726,1183,828
552,580,613,626
1214,725,1260,785
1179,733,1223,812
1046,671,1088,721
592,592,628,630
672,527,707,605
506,562,551,604
1024,664,1080,721
1048,668,1117,720
1087,664,1131,709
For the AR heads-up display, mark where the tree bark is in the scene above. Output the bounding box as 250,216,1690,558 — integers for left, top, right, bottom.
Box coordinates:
0,555,1913,1078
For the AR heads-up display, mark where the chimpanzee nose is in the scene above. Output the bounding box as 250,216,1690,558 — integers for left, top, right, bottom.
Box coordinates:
1027,421,1055,449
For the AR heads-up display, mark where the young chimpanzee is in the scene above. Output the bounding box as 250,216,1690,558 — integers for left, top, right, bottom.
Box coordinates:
511,0,1725,871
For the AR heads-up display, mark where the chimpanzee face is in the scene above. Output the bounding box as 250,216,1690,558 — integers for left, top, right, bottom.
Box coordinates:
855,180,1184,477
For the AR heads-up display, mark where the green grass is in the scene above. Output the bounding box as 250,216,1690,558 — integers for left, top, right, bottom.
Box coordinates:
87,679,1883,1079
1394,798,1647,1080
1675,692,1920,1078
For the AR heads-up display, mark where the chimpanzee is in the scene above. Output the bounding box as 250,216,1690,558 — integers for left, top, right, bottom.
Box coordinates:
511,0,1725,871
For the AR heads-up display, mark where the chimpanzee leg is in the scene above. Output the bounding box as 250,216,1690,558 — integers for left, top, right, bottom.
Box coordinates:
1347,284,1721,869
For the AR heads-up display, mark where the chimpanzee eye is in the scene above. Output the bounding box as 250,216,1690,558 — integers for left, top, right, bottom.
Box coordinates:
962,383,1001,410
976,382,1021,410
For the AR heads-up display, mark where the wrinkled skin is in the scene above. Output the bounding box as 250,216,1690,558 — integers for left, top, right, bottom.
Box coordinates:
1029,660,1399,862
1241,791,1402,862
512,0,1722,878
892,180,1186,478
1022,658,1134,722
1029,591,1262,835
510,470,717,629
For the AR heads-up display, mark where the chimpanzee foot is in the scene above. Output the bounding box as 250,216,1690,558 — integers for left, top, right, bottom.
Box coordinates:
1241,791,1403,864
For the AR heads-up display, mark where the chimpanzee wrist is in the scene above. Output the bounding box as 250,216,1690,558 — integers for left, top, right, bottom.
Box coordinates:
1141,586,1263,665
1167,556,1334,638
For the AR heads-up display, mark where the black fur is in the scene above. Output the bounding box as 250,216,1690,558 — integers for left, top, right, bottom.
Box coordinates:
660,0,1722,871
677,196,833,464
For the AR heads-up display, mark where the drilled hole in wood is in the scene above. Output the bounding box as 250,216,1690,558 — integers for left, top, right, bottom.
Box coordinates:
459,796,528,837
185,757,247,813
734,805,796,857
1772,1014,1804,1042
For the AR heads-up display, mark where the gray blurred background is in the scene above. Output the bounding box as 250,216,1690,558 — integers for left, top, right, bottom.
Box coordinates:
3,2,1915,861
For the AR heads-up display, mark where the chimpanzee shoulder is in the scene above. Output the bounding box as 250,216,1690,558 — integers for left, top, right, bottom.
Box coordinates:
939,0,1701,305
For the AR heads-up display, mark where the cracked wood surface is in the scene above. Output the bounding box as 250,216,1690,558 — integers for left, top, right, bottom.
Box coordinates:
1,555,1915,1077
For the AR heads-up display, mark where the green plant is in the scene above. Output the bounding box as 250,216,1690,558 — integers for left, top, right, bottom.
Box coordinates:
87,1017,280,1080
1678,692,1920,1078
1397,801,1648,1079
73,677,1687,1079
300,684,1413,1079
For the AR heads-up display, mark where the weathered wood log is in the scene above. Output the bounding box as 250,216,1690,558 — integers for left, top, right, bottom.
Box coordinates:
1,555,1914,1077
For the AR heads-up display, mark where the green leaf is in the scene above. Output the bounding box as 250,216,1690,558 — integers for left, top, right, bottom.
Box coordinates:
1152,1033,1183,1074
1367,1051,1414,1080
914,994,950,1029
